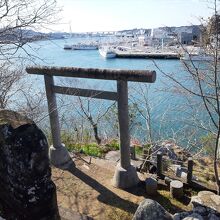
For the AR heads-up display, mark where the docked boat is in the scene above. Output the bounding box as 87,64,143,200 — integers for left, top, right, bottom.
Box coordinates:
72,43,98,50
99,46,116,58
64,43,98,50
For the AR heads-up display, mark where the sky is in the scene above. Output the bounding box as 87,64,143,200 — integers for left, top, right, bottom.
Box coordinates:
52,0,215,33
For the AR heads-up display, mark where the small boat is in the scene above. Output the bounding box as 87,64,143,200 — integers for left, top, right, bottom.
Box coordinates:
99,46,116,58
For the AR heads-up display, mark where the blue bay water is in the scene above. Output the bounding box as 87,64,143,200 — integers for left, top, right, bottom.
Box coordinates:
22,38,208,146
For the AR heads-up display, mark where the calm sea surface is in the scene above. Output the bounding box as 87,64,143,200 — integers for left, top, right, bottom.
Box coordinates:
21,38,207,147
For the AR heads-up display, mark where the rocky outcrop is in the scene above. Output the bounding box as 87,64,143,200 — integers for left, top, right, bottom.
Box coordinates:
0,110,60,220
133,190,220,220
173,212,203,220
152,141,191,162
190,191,220,219
133,199,173,220
172,191,220,219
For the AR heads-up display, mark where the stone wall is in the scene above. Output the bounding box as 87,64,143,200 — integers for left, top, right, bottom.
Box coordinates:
0,110,60,220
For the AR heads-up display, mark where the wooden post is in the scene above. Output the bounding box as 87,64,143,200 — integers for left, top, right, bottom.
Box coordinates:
117,80,131,169
130,146,136,160
187,157,193,184
44,75,62,149
170,180,183,199
157,152,163,178
141,148,148,159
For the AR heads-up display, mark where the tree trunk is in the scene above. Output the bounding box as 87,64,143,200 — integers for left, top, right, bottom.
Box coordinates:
92,123,101,144
214,159,220,195
88,116,101,144
214,137,220,195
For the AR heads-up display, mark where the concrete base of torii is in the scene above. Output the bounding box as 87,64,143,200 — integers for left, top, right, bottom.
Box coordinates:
112,163,140,189
49,144,75,170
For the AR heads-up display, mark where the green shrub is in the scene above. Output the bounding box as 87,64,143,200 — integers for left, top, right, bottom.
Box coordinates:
142,143,151,150
82,143,103,157
61,131,74,144
135,145,143,156
66,143,82,152
105,139,119,150
66,142,104,158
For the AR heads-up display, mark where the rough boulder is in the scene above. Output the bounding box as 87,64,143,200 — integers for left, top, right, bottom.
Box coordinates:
133,199,173,220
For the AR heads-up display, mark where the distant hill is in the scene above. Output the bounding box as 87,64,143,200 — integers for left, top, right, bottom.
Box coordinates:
0,25,202,43
0,29,66,43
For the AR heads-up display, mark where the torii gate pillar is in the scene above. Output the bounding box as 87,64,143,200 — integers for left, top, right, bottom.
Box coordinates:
112,80,139,188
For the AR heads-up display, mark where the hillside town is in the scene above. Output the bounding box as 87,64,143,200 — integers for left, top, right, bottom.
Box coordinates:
0,25,201,46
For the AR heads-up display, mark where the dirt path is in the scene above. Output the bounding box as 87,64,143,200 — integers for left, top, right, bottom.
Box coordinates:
52,156,190,220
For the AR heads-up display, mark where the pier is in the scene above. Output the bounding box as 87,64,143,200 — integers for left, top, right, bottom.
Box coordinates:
115,51,180,59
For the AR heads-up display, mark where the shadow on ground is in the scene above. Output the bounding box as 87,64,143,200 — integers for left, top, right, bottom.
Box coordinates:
68,166,138,215
67,163,192,216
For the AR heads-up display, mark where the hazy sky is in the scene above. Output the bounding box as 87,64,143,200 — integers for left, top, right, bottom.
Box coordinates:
53,0,214,32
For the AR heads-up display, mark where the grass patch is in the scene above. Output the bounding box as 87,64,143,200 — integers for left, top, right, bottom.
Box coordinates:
157,190,191,214
82,143,103,157
105,208,133,220
66,143,82,152
66,143,105,157
65,139,146,158
58,134,121,158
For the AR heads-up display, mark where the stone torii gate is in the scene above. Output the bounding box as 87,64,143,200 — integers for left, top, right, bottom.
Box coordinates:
26,66,156,189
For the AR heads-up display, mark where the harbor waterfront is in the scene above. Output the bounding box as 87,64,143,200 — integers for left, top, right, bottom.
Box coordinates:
23,37,208,148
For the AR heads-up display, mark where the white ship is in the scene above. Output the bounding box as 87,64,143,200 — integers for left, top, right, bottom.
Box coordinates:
99,46,116,58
